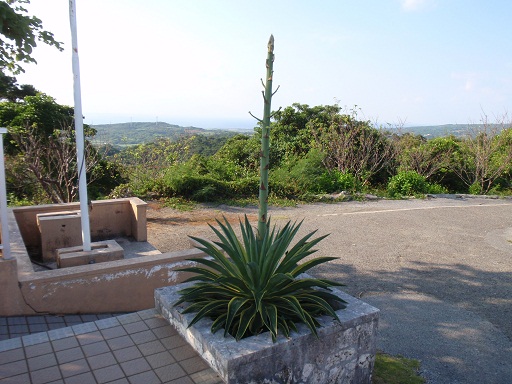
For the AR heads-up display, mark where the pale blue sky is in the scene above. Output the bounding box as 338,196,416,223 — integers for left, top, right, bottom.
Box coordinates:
17,0,512,128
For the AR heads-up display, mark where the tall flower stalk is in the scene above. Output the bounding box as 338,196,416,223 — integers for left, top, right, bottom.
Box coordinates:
257,34,276,238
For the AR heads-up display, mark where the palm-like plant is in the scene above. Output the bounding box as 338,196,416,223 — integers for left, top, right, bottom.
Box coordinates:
175,216,346,342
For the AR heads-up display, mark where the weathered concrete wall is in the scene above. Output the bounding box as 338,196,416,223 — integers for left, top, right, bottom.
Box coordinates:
156,283,380,384
18,249,200,314
0,198,201,316
12,197,147,251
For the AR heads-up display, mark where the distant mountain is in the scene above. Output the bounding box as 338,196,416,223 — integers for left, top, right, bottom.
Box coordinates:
91,121,247,146
389,123,505,138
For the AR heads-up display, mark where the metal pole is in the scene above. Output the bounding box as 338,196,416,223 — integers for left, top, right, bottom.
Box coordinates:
69,0,91,251
0,128,11,259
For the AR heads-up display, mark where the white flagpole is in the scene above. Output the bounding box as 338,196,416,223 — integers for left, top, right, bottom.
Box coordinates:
0,128,11,259
69,0,91,251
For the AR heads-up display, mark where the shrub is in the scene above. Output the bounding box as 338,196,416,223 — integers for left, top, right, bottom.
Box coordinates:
387,171,429,197
317,170,357,193
176,216,346,342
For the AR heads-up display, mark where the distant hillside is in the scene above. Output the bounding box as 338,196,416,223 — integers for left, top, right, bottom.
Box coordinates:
395,123,505,138
91,122,247,146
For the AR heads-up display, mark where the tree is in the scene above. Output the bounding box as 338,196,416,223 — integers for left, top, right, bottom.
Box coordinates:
0,70,37,101
268,103,339,165
395,133,455,182
311,109,396,187
451,117,512,194
0,0,63,74
0,94,121,203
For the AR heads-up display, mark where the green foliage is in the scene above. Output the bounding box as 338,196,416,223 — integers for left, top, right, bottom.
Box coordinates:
1,94,121,203
270,149,328,197
176,216,346,342
387,171,429,197
318,170,357,193
0,0,63,74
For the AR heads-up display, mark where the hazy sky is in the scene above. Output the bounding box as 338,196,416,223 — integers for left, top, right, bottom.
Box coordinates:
16,0,512,128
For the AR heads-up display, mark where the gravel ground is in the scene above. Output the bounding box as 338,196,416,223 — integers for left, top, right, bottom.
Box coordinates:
146,196,512,384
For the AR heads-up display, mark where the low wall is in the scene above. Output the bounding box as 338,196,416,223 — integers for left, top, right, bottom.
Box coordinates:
0,198,203,316
12,197,147,252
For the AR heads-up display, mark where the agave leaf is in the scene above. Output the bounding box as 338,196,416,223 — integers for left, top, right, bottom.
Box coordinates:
211,313,227,334
216,276,252,296
264,303,278,339
298,293,340,321
225,297,249,337
187,300,228,328
277,233,329,274
188,238,239,277
178,267,219,282
235,305,257,341
289,256,338,276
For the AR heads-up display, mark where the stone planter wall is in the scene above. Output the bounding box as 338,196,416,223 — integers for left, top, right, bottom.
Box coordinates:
155,282,379,384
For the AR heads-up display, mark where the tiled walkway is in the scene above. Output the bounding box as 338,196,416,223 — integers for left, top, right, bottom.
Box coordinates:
0,310,223,384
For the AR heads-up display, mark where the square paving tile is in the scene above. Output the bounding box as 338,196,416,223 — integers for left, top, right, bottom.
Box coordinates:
127,370,161,384
95,318,121,331
113,346,142,363
51,337,79,352
76,331,103,346
137,340,166,357
170,344,197,361
179,356,209,375
30,365,62,384
0,359,28,380
7,317,27,326
154,362,186,382
93,364,125,384
47,328,74,341
0,348,25,364
27,316,47,325
120,357,151,376
56,347,84,364
28,324,49,333
123,321,149,334
160,335,187,351
151,325,177,339
100,326,127,340
25,342,53,358
86,352,117,370
116,313,141,325
81,341,110,358
28,353,58,371
107,335,134,351
0,373,31,383
59,358,90,378
71,323,98,336
63,371,97,384
189,369,223,384
22,332,50,347
129,330,156,345
145,351,175,369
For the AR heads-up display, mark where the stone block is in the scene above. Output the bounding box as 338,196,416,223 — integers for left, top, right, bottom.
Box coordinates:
57,240,124,268
155,280,379,384
37,211,82,262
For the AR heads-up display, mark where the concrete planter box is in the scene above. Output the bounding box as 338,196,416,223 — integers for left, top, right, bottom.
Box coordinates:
155,282,379,384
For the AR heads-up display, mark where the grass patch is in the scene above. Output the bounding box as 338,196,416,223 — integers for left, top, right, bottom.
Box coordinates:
373,352,425,384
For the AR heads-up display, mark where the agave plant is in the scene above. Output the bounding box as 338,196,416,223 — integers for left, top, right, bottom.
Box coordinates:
175,216,346,342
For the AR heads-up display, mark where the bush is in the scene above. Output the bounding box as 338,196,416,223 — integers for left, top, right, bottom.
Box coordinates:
176,216,346,342
387,171,429,197
317,170,357,193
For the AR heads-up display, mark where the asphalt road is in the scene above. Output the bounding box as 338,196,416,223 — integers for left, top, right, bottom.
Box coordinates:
148,195,512,383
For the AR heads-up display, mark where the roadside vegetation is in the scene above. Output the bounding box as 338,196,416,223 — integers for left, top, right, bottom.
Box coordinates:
2,99,512,207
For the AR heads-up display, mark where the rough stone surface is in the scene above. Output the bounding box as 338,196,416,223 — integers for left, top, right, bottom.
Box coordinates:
155,282,379,384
